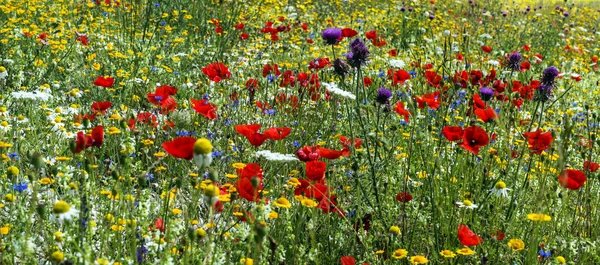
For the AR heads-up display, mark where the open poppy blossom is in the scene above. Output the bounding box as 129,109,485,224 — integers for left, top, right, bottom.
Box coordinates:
295,146,344,162
523,130,553,155
558,169,586,190
341,28,358,38
481,45,492,53
442,126,464,141
425,71,442,87
162,137,196,160
73,126,104,154
458,224,483,246
389,69,411,86
191,98,218,120
394,102,410,122
459,125,489,155
340,256,356,265
306,161,327,181
236,163,264,202
415,91,440,109
395,192,413,203
147,85,178,114
235,124,291,146
474,106,498,122
91,101,112,115
584,161,599,172
202,62,231,83
93,76,114,88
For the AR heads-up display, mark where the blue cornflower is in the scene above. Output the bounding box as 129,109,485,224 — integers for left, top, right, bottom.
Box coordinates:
7,153,19,160
13,183,28,192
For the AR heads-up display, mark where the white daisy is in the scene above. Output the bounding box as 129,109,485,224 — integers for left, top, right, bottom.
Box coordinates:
456,199,478,209
489,181,511,198
321,82,356,100
255,150,299,161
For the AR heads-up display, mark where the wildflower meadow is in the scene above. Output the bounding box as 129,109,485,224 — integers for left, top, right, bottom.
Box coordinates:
1,0,600,264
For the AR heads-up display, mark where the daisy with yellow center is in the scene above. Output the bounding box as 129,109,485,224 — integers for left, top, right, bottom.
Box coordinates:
409,255,429,264
456,247,476,256
391,249,408,259
273,197,291,208
507,238,525,251
489,180,511,197
456,199,478,209
439,250,456,258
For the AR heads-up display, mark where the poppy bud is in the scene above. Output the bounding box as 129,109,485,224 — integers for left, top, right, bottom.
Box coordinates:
82,118,90,128
36,203,46,218
255,222,268,239
119,120,128,130
69,141,77,153
30,152,44,169
111,171,119,180
208,170,218,183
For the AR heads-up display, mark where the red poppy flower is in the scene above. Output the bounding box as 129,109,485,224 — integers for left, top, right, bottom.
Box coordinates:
264,127,291,140
523,130,553,155
239,33,249,40
396,192,413,203
90,126,104,147
191,98,218,120
388,48,398,57
339,136,362,150
295,146,343,161
520,61,531,71
236,163,264,201
425,71,442,87
94,76,114,88
161,137,196,160
442,126,464,141
558,169,586,190
394,102,410,122
389,69,411,86
415,91,440,109
306,161,327,181
202,62,231,83
372,37,387,47
150,217,165,233
341,28,358,38
458,224,483,246
340,256,356,265
365,30,377,40
459,126,489,155
584,161,600,172
235,23,244,30
481,45,492,53
236,177,262,202
492,230,505,241
474,107,498,122
74,132,87,154
309,58,331,70
236,124,261,137
91,101,112,115
363,77,373,87
76,35,89,45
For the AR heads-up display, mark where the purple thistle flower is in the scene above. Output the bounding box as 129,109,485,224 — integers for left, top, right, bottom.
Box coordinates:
333,58,350,77
347,38,369,68
479,87,495,101
541,66,559,85
535,84,555,102
507,52,522,71
322,28,342,45
375,87,393,104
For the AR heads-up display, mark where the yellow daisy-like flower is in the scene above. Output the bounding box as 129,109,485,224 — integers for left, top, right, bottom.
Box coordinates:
507,239,525,252
389,225,401,235
456,247,476,256
268,212,278,219
193,138,212,155
287,177,301,187
273,197,291,208
409,255,429,264
232,163,246,169
556,256,566,264
50,251,64,262
527,213,552,222
301,198,317,208
439,250,456,258
391,249,408,259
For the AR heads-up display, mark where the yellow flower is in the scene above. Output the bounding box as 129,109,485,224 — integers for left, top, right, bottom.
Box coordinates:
0,225,9,235
456,247,476,256
495,181,506,189
52,201,71,214
232,163,246,169
273,197,291,208
268,212,278,219
301,198,317,208
107,126,121,134
375,249,385,255
391,249,408,259
556,256,566,264
241,258,253,265
287,177,301,187
204,184,220,197
507,238,525,252
439,250,456,258
4,193,15,202
194,138,213,154
50,251,64,262
409,255,429,264
527,213,552,222
389,226,401,235
195,228,207,238
6,166,19,177
154,152,166,157
171,208,182,215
